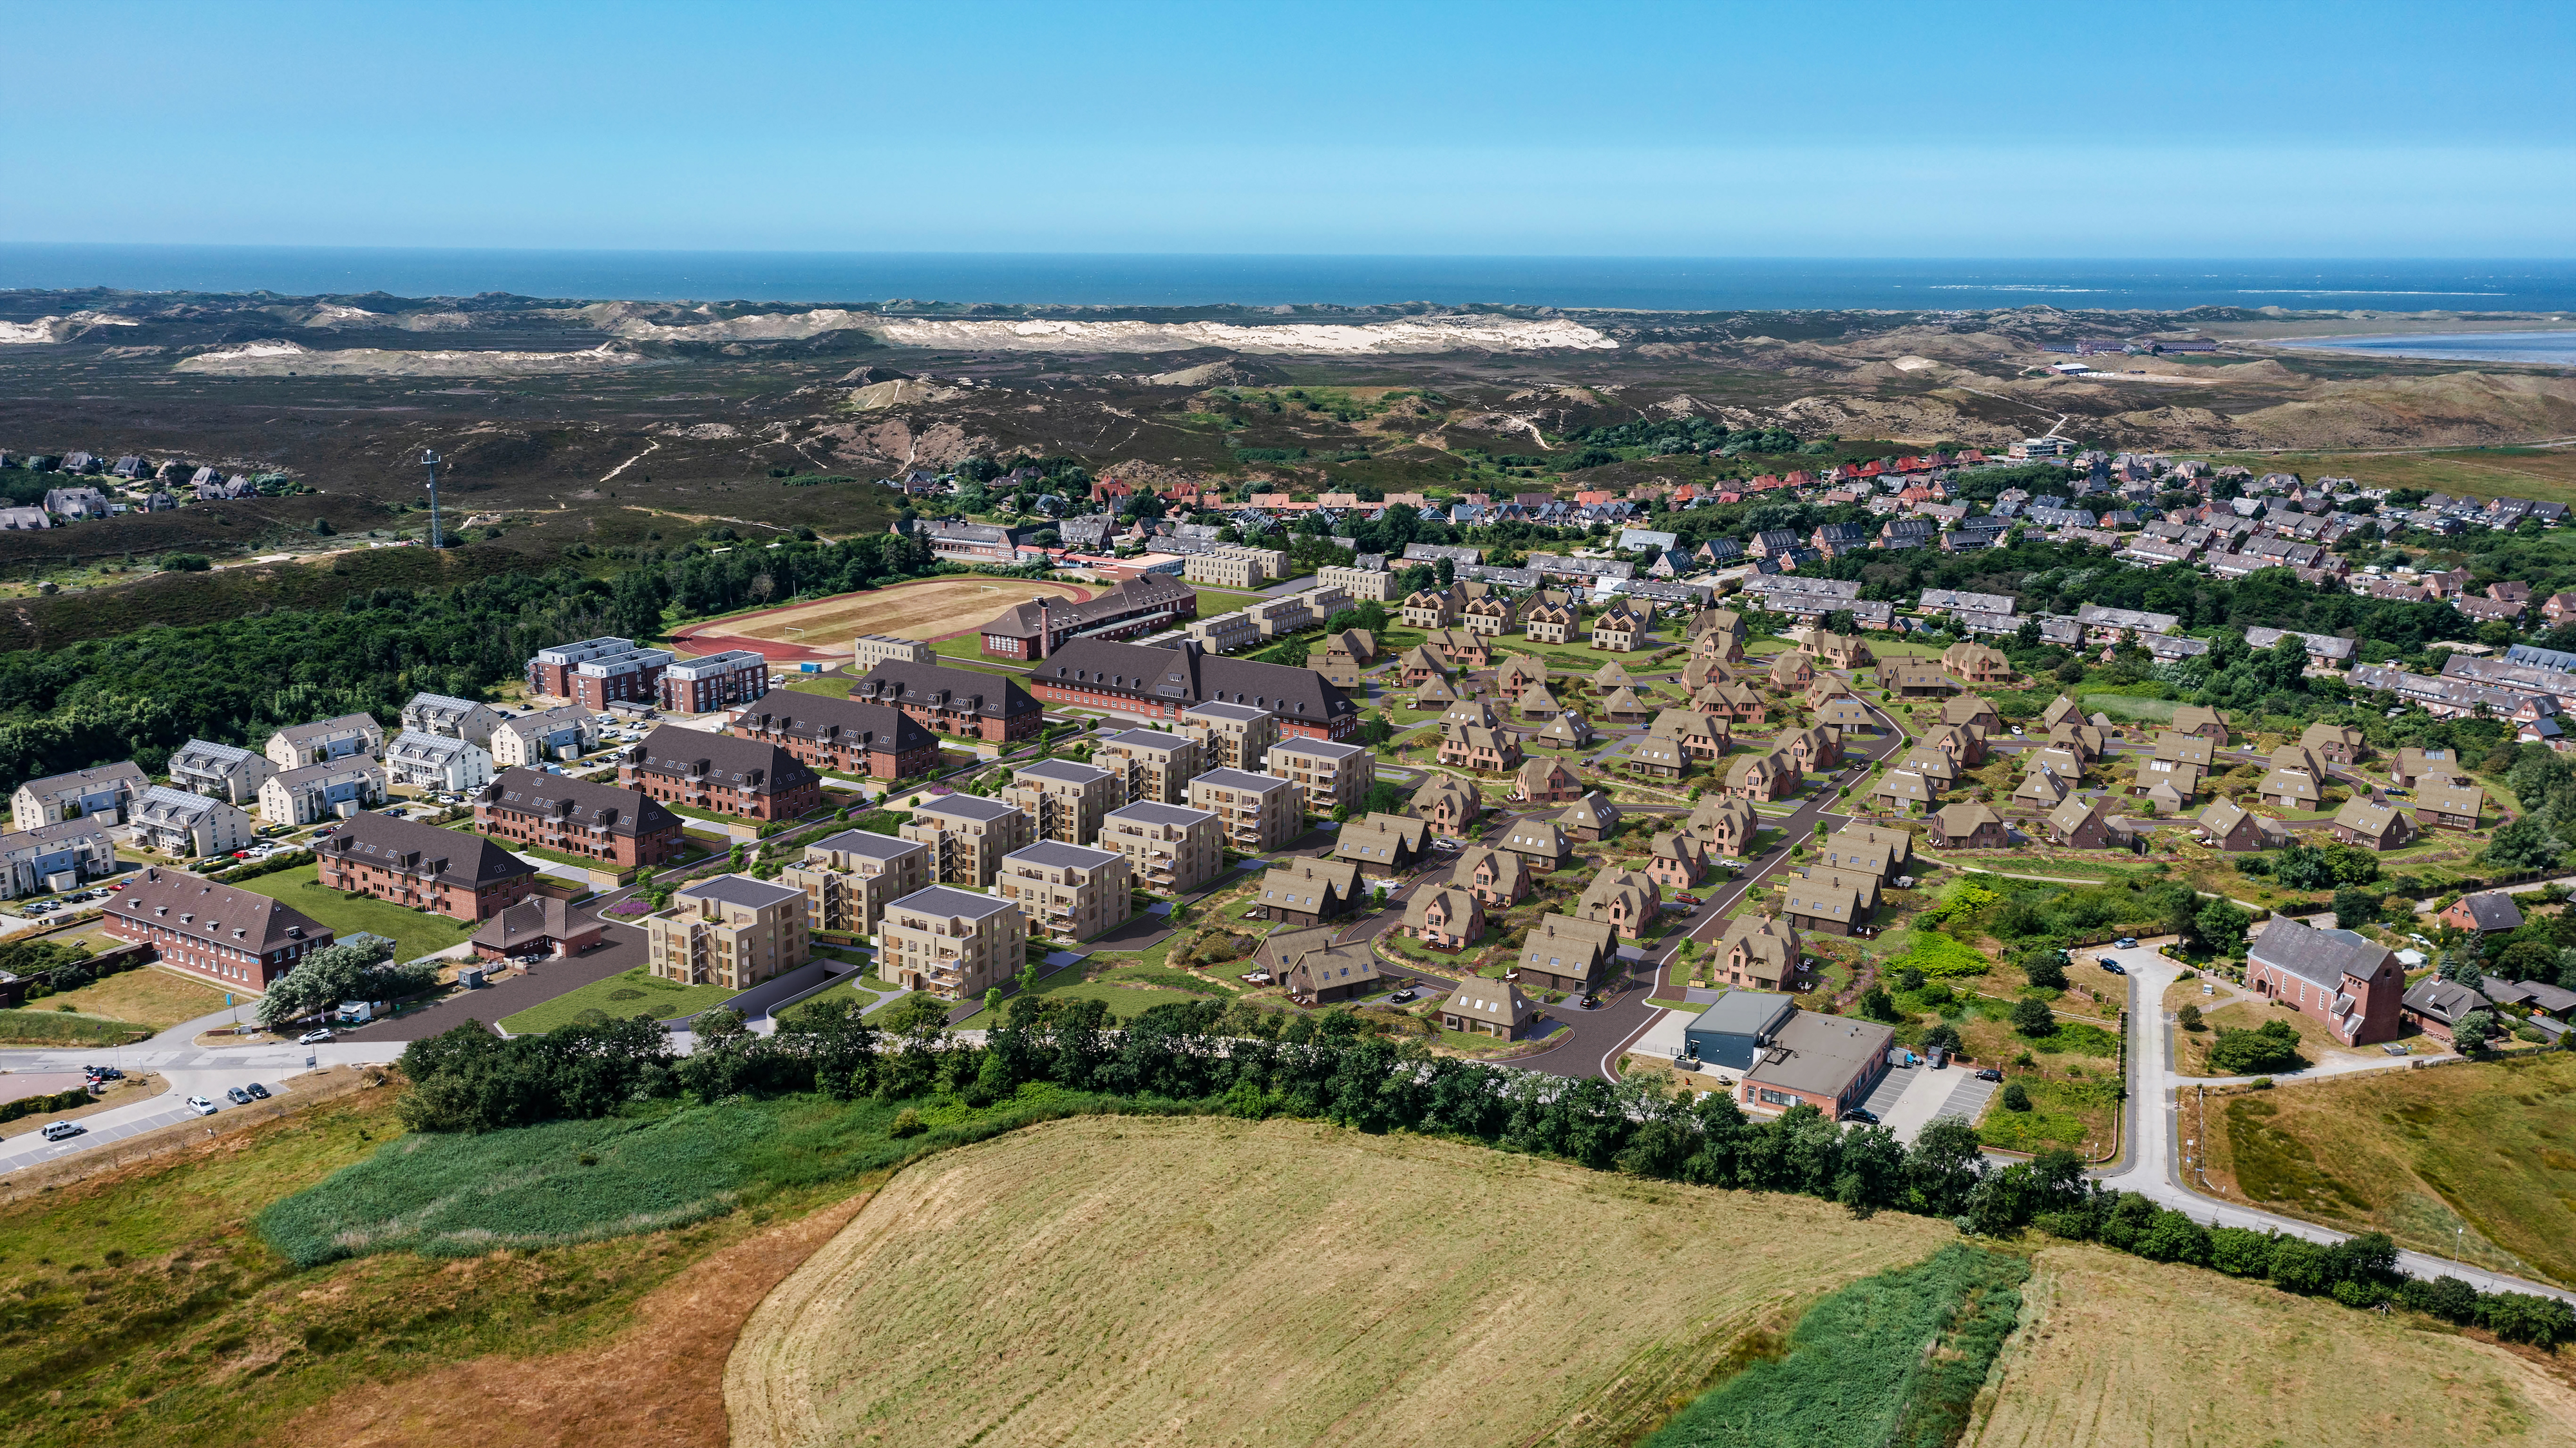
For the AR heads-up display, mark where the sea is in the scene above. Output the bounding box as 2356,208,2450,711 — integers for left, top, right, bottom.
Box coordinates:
5,245,2576,318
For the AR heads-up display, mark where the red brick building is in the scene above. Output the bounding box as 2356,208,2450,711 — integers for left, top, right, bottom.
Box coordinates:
475,768,687,868
848,662,1045,743
100,867,334,989
621,727,822,821
317,812,538,921
2242,918,2403,1046
975,575,1197,660
1028,638,1358,740
658,649,770,714
526,636,669,706
728,695,942,779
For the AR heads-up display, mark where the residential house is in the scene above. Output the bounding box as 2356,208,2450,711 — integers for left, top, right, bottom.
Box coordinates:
263,712,385,770
2400,976,2492,1045
2329,797,2418,851
1823,823,1915,879
1516,913,1617,993
1941,640,2012,685
11,761,148,832
1255,855,1365,928
2195,798,2286,853
1716,913,1801,992
1778,724,1841,774
1439,722,1523,774
1440,978,1537,1039
1515,756,1584,804
620,728,818,821
401,692,504,749
128,785,255,859
166,739,276,805
2438,891,2524,935
1769,650,1815,691
1588,605,1649,652
1399,586,1464,629
1405,886,1484,951
1725,748,1799,802
2300,722,2366,766
1524,599,1579,644
2257,743,2330,809
2170,704,2231,743
1876,661,1956,697
1454,844,1533,908
470,897,605,962
2244,917,2403,1045
1493,654,1548,703
1096,801,1222,895
2042,794,2121,850
1644,830,1707,891
0,819,115,899
1497,816,1576,872
1410,774,1482,837
2390,747,2467,789
1562,791,1622,843
1651,709,1733,761
2415,781,2485,832
319,811,536,920
1927,802,2008,849
1260,926,1381,1005
1692,795,1761,856
260,759,388,826
1315,629,1377,689
1578,868,1659,939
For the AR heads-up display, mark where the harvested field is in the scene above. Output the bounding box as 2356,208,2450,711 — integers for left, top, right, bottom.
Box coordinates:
725,1115,1954,1448
2199,1053,2576,1287
1966,1243,2576,1447
670,576,1094,658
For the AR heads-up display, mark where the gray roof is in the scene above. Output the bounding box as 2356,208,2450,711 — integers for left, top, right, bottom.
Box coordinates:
1104,801,1217,828
1267,736,1365,761
1687,989,1796,1040
1745,1011,1897,1097
2498,978,2576,1013
2249,919,2392,991
681,873,805,910
1006,840,1122,870
1097,728,1194,751
887,884,1016,919
106,866,330,953
15,761,147,799
2401,976,2488,1024
1194,767,1291,792
1016,759,1113,785
1183,700,1273,724
2450,891,2524,931
804,828,922,861
911,793,1023,823
273,712,379,746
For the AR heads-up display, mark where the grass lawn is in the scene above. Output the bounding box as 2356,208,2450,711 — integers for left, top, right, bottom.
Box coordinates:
497,966,740,1033
2174,997,2381,1076
2201,1051,2576,1288
230,864,478,964
36,965,231,1030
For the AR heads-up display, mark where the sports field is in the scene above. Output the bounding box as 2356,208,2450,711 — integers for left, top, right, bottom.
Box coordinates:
1967,1244,2576,1447
725,1114,1953,1448
670,576,1095,659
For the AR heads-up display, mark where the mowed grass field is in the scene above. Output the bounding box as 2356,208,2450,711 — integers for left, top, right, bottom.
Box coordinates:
229,864,477,965
27,965,229,1030
697,576,1092,647
725,1115,1954,1448
1966,1244,2576,1447
2201,1053,2576,1287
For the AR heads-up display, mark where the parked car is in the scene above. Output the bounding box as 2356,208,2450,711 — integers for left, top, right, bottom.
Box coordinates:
298,1028,334,1045
1975,1068,2003,1082
1839,1107,1879,1125
244,1081,270,1100
40,1121,86,1142
1579,993,1601,1011
186,1096,218,1116
1387,988,1417,1004
2114,937,2137,949
224,1086,252,1105
2098,958,2126,975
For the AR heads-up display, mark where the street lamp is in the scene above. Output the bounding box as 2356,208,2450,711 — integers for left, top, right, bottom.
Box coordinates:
420,448,444,549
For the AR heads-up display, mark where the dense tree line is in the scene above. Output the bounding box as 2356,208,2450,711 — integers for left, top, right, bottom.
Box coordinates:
395,997,2576,1347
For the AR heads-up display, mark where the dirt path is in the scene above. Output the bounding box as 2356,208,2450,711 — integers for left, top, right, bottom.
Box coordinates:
281,1191,875,1448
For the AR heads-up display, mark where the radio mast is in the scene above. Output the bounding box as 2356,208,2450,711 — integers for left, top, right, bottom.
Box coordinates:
420,448,444,548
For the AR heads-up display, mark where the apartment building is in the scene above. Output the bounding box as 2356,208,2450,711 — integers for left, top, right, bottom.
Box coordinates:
1316,564,1391,602
475,768,686,868
900,794,1034,889
878,885,1027,1000
659,649,770,714
526,636,661,701
258,759,387,826
489,705,602,768
1186,611,1262,653
1182,700,1278,770
729,694,942,779
167,739,275,805
996,841,1133,942
566,645,675,711
1092,728,1205,806
263,712,384,770
401,692,503,748
620,729,821,821
645,874,811,991
851,633,934,671
11,761,147,832
851,660,1046,743
1182,547,1287,589
1003,759,1120,845
779,828,931,938
101,867,334,990
0,819,114,899
318,811,538,920
1186,767,1300,852
1262,736,1374,817
385,730,496,794
1245,595,1312,638
1097,801,1223,893
130,785,254,858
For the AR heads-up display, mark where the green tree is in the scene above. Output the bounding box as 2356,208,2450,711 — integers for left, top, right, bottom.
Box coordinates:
2010,996,2057,1036
2454,1009,2498,1049
2331,886,2380,930
2022,951,2067,991
1857,985,1900,1022
2000,1081,2031,1111
256,938,425,1028
2177,1002,2204,1031
2194,899,2253,954
2206,1019,2302,1074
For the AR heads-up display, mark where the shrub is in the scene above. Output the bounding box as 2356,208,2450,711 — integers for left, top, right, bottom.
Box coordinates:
2207,1019,2302,1074
2009,997,2057,1036
2000,1081,2031,1112
2177,1003,2204,1031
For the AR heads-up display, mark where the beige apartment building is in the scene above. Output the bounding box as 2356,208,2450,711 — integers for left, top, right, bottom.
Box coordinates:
899,794,1032,888
1183,700,1278,771
1003,759,1121,844
1182,547,1288,589
1098,801,1224,893
1187,767,1301,852
995,840,1134,942
1185,611,1262,653
877,885,1026,1000
1093,728,1205,806
851,634,934,671
1316,564,1392,602
645,874,811,991
1245,595,1313,638
778,827,931,938
1264,736,1376,817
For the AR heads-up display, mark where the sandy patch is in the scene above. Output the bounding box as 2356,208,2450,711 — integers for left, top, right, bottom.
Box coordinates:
173,340,657,376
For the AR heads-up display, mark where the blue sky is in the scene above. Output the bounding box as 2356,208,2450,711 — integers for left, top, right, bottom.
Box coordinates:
9,0,2572,256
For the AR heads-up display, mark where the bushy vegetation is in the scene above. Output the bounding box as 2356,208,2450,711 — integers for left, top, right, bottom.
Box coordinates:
254,937,435,1029
2207,1019,2306,1074
1642,1244,2029,1448
0,1009,151,1045
0,1085,93,1124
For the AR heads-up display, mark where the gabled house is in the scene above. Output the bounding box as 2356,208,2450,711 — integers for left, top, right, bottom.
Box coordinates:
1404,886,1484,951
1778,724,1841,774
1524,599,1579,643
1598,686,1656,724
1649,708,1732,761
2299,721,2365,766
1262,927,1383,1004
1725,748,1799,802
1332,812,1430,876
1517,681,1567,723
1531,710,1593,749
1588,606,1649,652
2169,704,2230,743
1454,844,1533,906
1561,791,1622,842
1515,756,1584,804
2195,798,2285,853
1768,650,1815,691
2438,891,2524,935
1578,868,1659,940
2042,794,2120,850
1690,795,1761,856
1940,640,2012,685
1437,723,1522,774
1927,801,2008,849
2400,976,2492,1045
1625,733,1688,779
1441,977,1537,1038
1645,830,1707,891
1716,913,1799,991
1493,654,1548,703
1517,913,1616,993
1497,817,1577,872
1256,856,1365,929
2414,781,2485,832
2329,797,2417,851
1410,774,1484,835
1461,592,1519,636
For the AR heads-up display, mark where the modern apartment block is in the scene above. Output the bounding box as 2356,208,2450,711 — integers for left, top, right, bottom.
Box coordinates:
1262,736,1376,817
130,785,255,858
11,762,147,832
659,649,770,714
878,885,1027,1000
1003,759,1120,844
996,841,1133,942
1182,700,1278,771
1092,728,1206,806
526,636,656,700
779,828,932,938
850,633,934,671
317,811,538,921
258,759,387,826
565,644,675,711
645,874,811,991
401,692,504,748
384,730,496,794
1186,768,1300,852
1184,611,1262,653
900,794,1034,889
1097,801,1223,894
475,768,687,868
263,712,385,770
0,819,115,899
1182,548,1287,589
1316,564,1393,602
167,738,276,805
